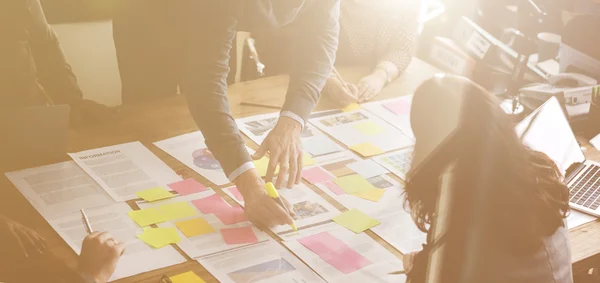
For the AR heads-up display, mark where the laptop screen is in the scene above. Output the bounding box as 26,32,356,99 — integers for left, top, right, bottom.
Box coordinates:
515,97,586,176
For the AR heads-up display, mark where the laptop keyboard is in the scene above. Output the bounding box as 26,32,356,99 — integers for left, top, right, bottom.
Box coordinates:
570,164,600,210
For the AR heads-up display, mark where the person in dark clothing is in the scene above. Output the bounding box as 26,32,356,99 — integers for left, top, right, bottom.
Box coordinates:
113,0,340,228
0,0,114,128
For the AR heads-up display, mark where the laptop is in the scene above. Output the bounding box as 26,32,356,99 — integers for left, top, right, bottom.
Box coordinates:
0,105,70,171
517,96,600,216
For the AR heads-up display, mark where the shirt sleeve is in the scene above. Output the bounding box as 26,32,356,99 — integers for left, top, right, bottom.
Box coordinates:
281,0,340,123
380,2,420,73
183,1,252,178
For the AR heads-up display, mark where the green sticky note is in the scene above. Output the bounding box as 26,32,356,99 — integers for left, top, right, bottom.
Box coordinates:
332,209,380,233
128,208,168,227
175,217,216,237
136,227,181,249
136,187,175,202
333,174,375,194
170,271,206,283
159,202,198,221
353,121,384,136
353,188,385,202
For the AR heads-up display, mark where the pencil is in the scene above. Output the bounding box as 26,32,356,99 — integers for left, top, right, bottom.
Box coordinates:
389,270,406,275
80,209,93,234
239,102,282,110
331,67,353,95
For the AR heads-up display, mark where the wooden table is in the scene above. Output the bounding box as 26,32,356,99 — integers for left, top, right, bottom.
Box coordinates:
2,58,600,282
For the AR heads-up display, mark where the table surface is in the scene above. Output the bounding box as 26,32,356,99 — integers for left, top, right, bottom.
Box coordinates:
4,58,600,282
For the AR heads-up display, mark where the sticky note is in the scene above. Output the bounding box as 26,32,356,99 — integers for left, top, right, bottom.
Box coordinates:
302,166,335,184
228,186,244,202
342,103,361,112
175,217,215,237
221,226,258,245
349,142,384,157
128,208,168,227
303,153,316,166
254,156,279,177
168,179,207,196
333,174,375,194
159,202,198,220
192,194,231,214
136,187,175,202
353,121,384,136
383,99,411,115
323,181,345,195
346,160,388,179
136,227,181,249
298,232,371,274
170,271,206,283
332,209,380,233
353,188,385,202
215,206,247,225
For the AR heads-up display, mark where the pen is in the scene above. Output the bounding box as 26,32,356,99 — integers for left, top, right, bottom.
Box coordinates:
331,67,354,95
389,270,406,275
264,182,297,231
80,209,93,234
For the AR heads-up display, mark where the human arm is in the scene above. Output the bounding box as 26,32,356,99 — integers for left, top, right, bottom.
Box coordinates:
77,232,125,283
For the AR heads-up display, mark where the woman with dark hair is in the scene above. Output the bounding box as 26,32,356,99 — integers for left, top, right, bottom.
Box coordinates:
402,75,573,283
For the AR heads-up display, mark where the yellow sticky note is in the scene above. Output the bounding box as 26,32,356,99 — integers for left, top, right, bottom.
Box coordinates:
342,103,361,112
353,188,385,202
353,121,384,136
159,202,198,221
332,208,380,233
254,156,279,177
333,174,375,194
175,217,215,237
170,271,206,283
349,142,384,157
136,227,181,248
128,208,168,227
136,187,175,202
303,153,316,166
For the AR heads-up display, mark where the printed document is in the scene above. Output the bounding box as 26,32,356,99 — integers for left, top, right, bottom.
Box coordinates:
362,95,415,139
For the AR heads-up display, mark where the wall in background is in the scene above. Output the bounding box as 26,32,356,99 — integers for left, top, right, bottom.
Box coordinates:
52,20,122,106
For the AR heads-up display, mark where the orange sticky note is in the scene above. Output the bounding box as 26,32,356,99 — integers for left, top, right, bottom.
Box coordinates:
342,103,361,112
353,188,385,202
349,142,384,157
175,217,215,237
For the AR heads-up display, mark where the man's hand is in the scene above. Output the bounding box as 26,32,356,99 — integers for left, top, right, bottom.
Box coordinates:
252,116,303,189
0,215,46,258
234,169,295,228
78,232,125,283
323,76,358,108
357,72,386,103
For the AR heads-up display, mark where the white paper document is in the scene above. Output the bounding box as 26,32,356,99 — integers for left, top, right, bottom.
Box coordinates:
198,239,325,283
309,109,414,154
223,183,340,234
48,202,186,282
137,191,270,258
346,159,390,179
237,112,344,157
154,131,231,186
567,210,597,229
370,212,427,255
362,95,415,139
282,223,405,283
5,161,114,218
372,148,414,181
68,141,182,202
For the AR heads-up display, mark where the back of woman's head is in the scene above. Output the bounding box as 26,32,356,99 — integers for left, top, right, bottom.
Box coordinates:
404,75,569,254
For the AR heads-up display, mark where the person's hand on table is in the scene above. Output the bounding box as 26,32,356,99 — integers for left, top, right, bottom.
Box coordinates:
78,232,125,283
357,73,386,103
0,214,47,258
253,116,303,189
234,169,295,229
323,76,359,108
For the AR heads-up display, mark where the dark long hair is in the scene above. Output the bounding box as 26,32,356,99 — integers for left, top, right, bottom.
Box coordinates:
404,76,570,257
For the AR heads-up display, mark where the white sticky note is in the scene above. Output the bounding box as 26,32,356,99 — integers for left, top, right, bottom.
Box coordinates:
346,160,389,179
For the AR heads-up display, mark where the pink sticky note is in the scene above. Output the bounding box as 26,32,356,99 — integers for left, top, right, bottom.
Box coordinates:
221,226,258,245
215,206,247,225
298,232,371,274
302,167,334,184
383,100,411,115
323,181,345,195
228,187,244,202
192,194,230,214
168,178,207,196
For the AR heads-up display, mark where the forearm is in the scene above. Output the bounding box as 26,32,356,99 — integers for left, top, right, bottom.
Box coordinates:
372,61,401,83
283,0,340,122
